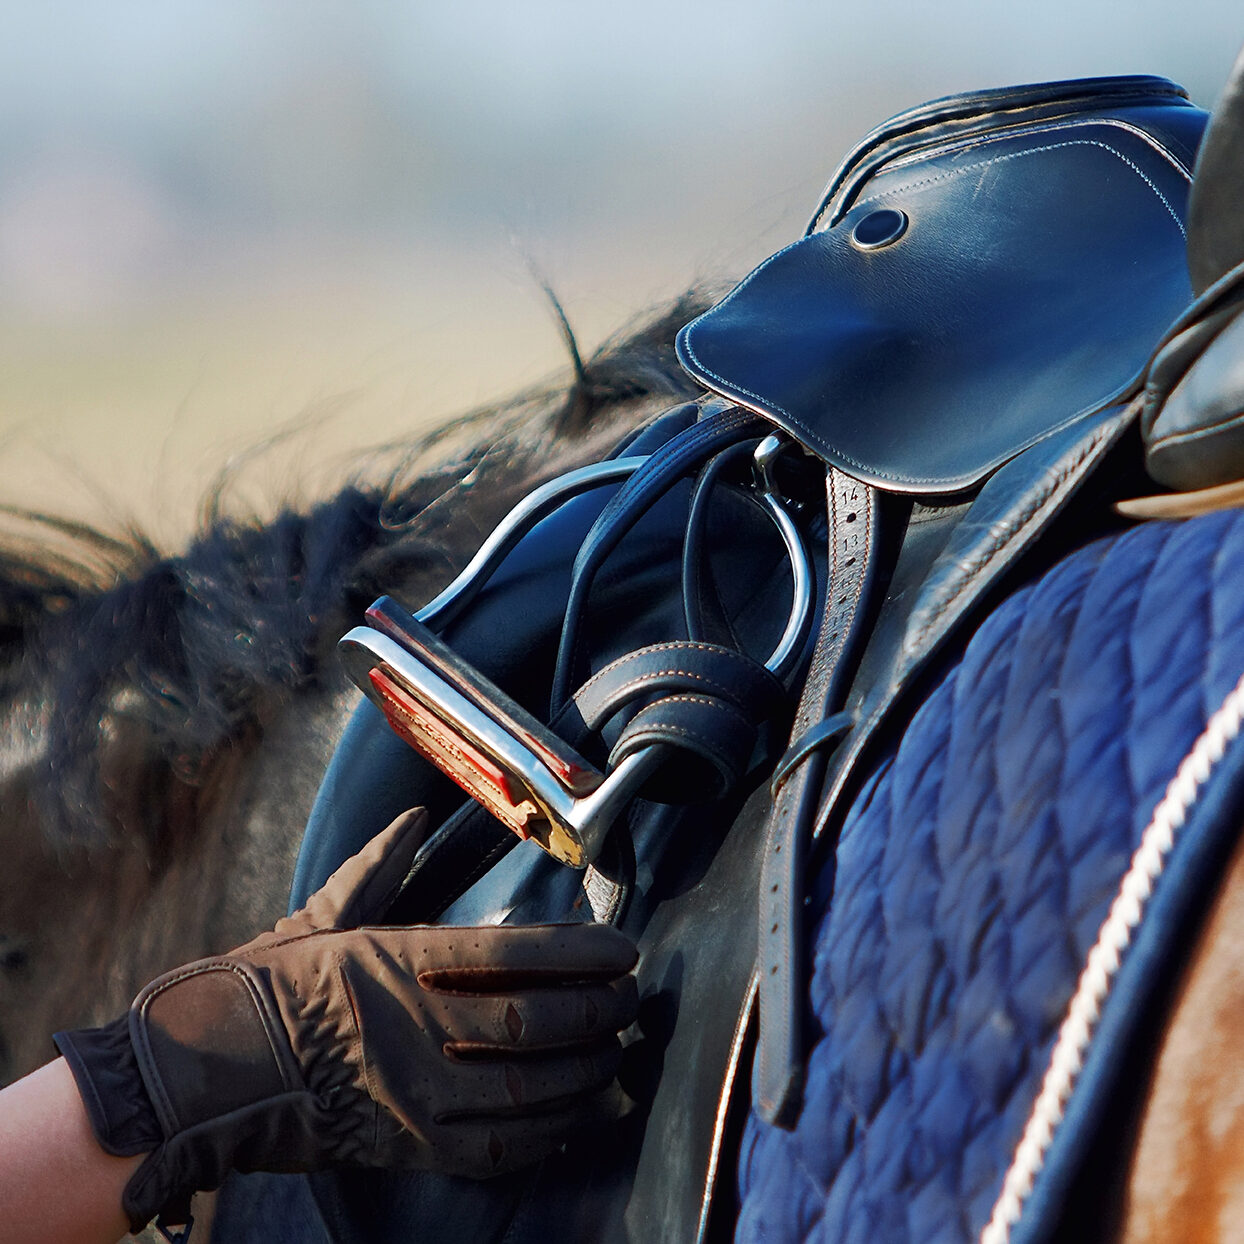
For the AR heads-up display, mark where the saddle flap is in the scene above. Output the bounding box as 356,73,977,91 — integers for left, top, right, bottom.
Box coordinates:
678,100,1200,494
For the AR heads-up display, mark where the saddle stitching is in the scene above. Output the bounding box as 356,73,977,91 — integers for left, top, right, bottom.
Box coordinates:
804,104,1194,232
683,141,1181,488
879,117,1194,187
644,691,750,715
582,669,754,717
614,695,754,746
682,323,1119,489
859,139,1187,240
575,641,767,696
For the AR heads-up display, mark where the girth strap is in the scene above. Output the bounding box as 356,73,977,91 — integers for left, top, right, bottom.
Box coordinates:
756,467,882,1126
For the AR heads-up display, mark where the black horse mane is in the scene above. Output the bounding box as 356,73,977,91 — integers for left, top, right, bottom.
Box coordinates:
5,291,712,848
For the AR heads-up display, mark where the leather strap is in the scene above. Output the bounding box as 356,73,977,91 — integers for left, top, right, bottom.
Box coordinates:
681,442,758,648
570,641,785,730
382,640,786,924
608,693,755,801
382,798,515,925
769,711,854,796
573,641,787,803
550,402,768,712
755,467,881,1126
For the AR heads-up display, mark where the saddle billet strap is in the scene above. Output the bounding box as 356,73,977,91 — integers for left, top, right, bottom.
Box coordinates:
756,467,882,1126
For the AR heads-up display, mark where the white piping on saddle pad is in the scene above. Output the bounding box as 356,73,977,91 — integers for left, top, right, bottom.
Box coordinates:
980,668,1244,1244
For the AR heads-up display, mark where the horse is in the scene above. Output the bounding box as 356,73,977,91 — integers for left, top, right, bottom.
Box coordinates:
0,292,705,1112
8,61,1244,1244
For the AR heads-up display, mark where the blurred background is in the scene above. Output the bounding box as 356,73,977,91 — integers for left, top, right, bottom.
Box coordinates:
2,2,1243,543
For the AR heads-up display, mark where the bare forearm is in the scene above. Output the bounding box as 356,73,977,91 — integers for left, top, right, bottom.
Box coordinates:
0,1058,143,1244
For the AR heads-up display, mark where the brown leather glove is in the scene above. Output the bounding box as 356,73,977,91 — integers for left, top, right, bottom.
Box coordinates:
54,809,638,1234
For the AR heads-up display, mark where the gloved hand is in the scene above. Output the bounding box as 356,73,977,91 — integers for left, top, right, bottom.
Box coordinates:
54,809,639,1234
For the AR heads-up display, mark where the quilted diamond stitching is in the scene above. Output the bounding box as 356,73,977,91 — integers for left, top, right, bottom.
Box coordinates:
737,511,1244,1244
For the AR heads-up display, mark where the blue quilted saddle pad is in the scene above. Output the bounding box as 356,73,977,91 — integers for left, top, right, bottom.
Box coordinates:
738,508,1244,1243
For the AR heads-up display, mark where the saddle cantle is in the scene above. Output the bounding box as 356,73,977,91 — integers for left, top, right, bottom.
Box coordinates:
236,75,1212,1244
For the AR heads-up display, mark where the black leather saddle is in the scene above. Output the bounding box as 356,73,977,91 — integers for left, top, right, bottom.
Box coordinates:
250,75,1209,1244
681,72,1204,1129
678,75,1201,492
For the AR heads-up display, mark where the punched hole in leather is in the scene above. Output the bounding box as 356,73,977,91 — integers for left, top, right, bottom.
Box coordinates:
756,469,884,1128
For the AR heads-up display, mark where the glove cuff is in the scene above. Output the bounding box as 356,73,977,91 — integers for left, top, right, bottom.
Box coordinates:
122,1092,325,1233
63,958,308,1234
54,1017,162,1157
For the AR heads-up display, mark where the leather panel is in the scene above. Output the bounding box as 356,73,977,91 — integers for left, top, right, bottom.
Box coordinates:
678,119,1195,493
